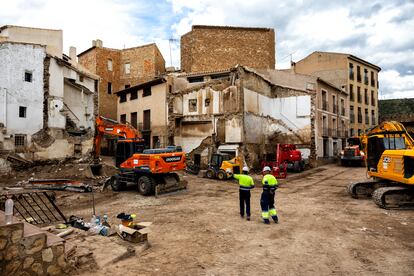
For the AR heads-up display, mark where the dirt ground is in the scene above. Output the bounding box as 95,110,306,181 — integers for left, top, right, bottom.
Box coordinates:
2,162,413,275
41,164,412,276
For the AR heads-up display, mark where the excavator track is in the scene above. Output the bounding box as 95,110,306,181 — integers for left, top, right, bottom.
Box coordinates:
372,186,414,209
347,181,387,198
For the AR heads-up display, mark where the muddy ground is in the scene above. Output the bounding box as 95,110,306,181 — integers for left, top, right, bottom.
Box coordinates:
3,163,414,275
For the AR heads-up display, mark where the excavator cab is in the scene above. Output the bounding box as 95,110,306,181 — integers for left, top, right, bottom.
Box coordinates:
115,139,146,167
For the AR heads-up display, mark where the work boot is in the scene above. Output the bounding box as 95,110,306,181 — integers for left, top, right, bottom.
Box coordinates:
246,216,251,221
263,219,270,224
272,216,279,224
240,214,244,218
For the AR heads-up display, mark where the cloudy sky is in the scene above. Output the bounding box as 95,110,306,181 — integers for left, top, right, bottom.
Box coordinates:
1,0,413,99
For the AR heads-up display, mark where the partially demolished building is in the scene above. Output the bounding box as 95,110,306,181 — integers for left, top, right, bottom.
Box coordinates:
0,25,98,167
170,66,318,168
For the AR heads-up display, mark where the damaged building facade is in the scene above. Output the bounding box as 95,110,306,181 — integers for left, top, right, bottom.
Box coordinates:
0,25,98,164
170,66,318,168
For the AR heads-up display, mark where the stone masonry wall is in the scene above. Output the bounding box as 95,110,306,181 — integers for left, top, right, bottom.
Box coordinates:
0,221,67,275
181,25,275,73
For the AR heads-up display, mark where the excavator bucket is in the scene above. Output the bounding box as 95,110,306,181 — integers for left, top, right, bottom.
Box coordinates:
155,173,187,197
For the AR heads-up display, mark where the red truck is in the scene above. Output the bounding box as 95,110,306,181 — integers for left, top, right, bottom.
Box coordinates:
261,144,305,178
340,137,365,166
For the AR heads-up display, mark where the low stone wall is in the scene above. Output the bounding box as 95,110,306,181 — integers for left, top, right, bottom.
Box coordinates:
0,219,67,275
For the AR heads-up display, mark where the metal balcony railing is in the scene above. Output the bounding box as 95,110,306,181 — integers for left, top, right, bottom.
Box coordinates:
322,128,331,137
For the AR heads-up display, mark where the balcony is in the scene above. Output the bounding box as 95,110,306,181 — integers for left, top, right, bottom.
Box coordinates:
322,127,331,137
322,100,328,111
364,76,369,85
138,122,151,131
332,129,339,138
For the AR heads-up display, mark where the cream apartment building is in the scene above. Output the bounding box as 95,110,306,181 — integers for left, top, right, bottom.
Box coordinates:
293,51,381,136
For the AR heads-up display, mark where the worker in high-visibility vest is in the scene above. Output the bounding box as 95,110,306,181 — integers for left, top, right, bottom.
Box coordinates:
261,166,279,224
233,166,255,221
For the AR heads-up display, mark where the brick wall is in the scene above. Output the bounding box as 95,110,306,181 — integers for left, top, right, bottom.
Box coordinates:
78,43,166,120
181,25,275,73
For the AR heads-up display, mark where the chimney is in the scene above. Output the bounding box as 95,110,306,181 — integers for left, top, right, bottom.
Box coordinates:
92,39,103,48
69,46,77,64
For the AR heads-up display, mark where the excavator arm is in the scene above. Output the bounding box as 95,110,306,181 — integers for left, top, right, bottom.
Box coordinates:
93,116,143,159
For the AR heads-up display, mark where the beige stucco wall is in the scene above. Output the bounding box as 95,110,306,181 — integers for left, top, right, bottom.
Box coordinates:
117,82,168,147
0,26,63,57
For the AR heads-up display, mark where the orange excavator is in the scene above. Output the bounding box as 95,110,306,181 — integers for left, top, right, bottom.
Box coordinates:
92,116,187,196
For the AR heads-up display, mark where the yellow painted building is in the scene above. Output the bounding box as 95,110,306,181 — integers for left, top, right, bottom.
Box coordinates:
293,51,381,136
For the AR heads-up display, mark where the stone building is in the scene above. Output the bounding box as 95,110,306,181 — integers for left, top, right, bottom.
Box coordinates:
257,70,349,160
116,77,171,148
181,25,275,73
379,98,414,134
0,25,98,165
292,51,381,137
170,66,318,168
78,40,166,120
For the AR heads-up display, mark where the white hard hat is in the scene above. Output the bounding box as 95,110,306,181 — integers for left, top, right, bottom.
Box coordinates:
242,166,249,172
263,166,271,172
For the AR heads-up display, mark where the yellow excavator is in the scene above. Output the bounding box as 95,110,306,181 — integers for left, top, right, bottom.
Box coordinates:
347,121,414,209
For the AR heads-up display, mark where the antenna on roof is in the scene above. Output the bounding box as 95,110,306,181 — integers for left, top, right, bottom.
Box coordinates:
169,38,179,68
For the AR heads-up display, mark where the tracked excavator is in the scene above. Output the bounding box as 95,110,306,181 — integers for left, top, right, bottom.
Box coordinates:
92,116,187,196
347,121,414,209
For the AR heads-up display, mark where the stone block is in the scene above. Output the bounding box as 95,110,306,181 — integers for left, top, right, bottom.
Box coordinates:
23,256,34,269
5,260,21,275
22,234,46,255
31,262,43,275
5,244,19,261
47,264,62,275
0,223,23,238
42,247,53,262
11,229,23,243
0,237,8,250
57,253,66,268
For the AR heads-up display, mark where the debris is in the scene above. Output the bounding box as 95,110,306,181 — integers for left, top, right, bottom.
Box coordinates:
57,228,74,237
25,179,92,193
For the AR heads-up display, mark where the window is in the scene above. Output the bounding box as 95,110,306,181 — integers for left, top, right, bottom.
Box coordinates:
24,71,32,82
120,114,126,124
332,95,337,113
131,112,137,129
124,63,130,74
357,86,361,103
125,84,130,89
340,98,345,116
107,82,112,94
79,75,84,82
14,134,26,147
143,110,151,130
370,71,375,87
107,59,113,71
371,110,376,125
188,76,204,83
350,128,355,137
371,90,375,106
365,108,369,125
349,63,354,80
205,98,210,107
364,68,368,85
189,99,197,112
130,90,138,100
350,105,355,123
143,86,151,97
19,106,27,118
322,90,327,111
364,88,368,104
357,65,361,82
349,84,354,101
358,107,362,123
119,94,127,103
